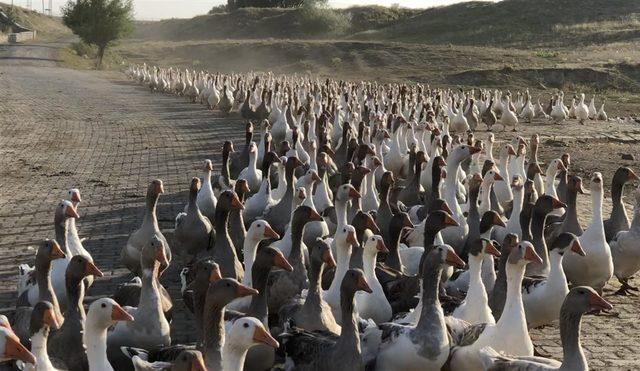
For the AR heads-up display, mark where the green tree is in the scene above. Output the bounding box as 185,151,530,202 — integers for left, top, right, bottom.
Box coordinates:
62,0,134,68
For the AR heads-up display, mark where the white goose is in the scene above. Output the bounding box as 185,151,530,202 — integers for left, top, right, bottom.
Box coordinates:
563,172,614,293
85,298,134,371
355,235,391,324
237,142,261,193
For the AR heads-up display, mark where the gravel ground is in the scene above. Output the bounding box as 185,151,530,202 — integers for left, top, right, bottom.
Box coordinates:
1,42,639,369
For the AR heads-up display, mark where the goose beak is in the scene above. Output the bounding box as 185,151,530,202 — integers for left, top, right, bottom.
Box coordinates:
507,145,516,156
551,197,567,209
206,162,214,171
348,187,361,199
111,304,134,322
524,244,543,265
242,182,250,194
156,182,165,194
236,283,259,297
444,214,459,227
469,146,481,155
309,209,323,222
571,239,586,256
253,325,279,349
493,172,504,181
445,247,466,269
231,194,245,210
628,170,639,182
274,251,294,272
50,242,67,260
312,172,321,182
263,225,280,240
4,334,36,365
209,267,222,283
576,179,586,194
346,230,359,248
438,157,447,167
156,247,169,267
493,214,506,228
589,292,613,311
373,157,382,167
557,162,567,171
71,192,81,203
485,240,501,257
376,239,389,253
43,308,60,330
190,355,207,371
85,261,104,277
66,205,80,219
322,249,336,269
297,189,306,200
440,202,453,215
366,218,381,235
357,275,373,293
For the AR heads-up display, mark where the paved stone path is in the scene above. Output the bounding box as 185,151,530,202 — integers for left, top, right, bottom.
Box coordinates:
0,42,639,369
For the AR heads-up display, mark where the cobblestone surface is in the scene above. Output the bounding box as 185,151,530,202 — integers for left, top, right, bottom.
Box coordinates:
0,43,639,369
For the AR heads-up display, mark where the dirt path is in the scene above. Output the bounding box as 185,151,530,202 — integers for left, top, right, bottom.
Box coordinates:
0,42,639,368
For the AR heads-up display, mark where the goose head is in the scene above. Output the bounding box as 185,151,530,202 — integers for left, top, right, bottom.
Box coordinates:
227,317,279,350
590,172,604,193
336,183,361,203
188,259,221,287
352,210,381,235
508,241,543,267
87,298,134,329
140,236,169,271
425,244,465,273
343,268,372,294
568,175,586,195
256,245,293,272
30,300,60,336
204,159,214,172
247,220,280,242
564,286,612,314
56,200,79,223
311,238,336,269
67,188,82,205
37,239,66,266
219,190,244,211
480,210,506,230
364,234,388,254
336,224,359,250
296,169,321,188
533,195,566,216
550,232,585,257
468,238,501,260
68,255,103,281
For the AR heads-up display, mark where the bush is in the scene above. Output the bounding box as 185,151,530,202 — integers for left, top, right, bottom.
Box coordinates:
208,4,229,14
71,41,96,57
295,5,349,36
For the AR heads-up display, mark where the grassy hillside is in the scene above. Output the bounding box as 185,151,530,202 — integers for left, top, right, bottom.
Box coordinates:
0,3,69,39
131,6,418,41
357,0,640,47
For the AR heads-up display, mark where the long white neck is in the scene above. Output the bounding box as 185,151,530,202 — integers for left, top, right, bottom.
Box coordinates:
480,180,493,208
467,255,488,304
203,170,213,189
445,155,464,220
31,329,55,370
249,152,257,170
335,200,348,229
221,343,248,371
545,168,559,196
509,188,524,226
363,249,380,290
547,251,567,286
85,323,113,371
497,263,526,330
589,188,604,228
242,236,261,286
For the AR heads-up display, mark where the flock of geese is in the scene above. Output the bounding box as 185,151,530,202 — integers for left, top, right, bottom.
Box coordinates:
1,64,637,371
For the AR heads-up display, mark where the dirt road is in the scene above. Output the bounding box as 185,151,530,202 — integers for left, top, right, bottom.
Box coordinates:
0,42,639,368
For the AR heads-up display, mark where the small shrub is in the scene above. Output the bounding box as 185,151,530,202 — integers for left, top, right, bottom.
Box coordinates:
208,4,229,14
296,5,349,36
331,57,342,68
71,41,96,57
534,50,558,58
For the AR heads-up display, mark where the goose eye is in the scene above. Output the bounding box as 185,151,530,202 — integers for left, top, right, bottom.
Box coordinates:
257,224,261,228
343,228,347,233
101,303,106,308
243,323,249,328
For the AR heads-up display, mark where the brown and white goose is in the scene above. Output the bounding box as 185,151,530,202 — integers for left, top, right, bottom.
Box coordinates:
175,177,214,266
211,190,245,280
604,167,638,242
22,301,61,371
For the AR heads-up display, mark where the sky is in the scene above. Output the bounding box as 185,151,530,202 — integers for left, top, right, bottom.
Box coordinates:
15,0,478,20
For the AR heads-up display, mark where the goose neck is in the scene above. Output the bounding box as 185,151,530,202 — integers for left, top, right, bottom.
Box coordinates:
222,343,249,371
85,322,112,371
242,237,260,286
498,263,525,326
559,309,587,370
31,330,54,369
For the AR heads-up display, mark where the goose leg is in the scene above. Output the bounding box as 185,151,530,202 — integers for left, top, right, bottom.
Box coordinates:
614,278,638,296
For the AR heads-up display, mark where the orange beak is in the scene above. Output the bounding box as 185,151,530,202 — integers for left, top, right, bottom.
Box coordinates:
206,162,214,171
71,192,81,203
85,261,104,277
253,325,279,348
50,242,67,260
4,333,36,365
190,355,207,371
156,182,165,194
263,225,280,239
576,179,586,194
309,209,324,222
357,275,373,293
445,247,466,269
373,157,382,167
493,172,504,181
236,283,259,297
66,204,80,219
359,167,371,175
628,170,639,182
209,267,222,283
507,145,516,156
444,214,459,227
524,244,543,265
589,291,613,311
111,304,135,322
438,157,447,167
43,308,60,330
402,216,414,229
231,194,245,210
322,249,336,269
376,238,389,253
366,218,381,235
312,172,321,182
469,146,481,155
484,240,501,257
571,239,586,257
346,230,359,247
557,162,567,171
274,251,294,272
348,187,361,199
297,189,306,200
551,197,567,209
242,182,250,194
493,214,506,228
156,246,169,267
